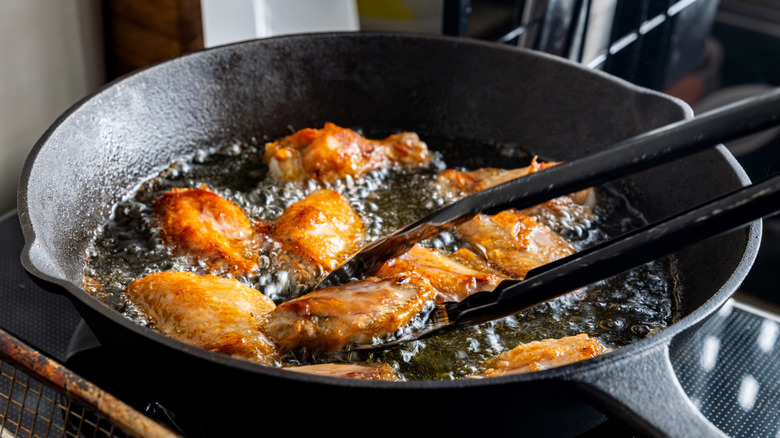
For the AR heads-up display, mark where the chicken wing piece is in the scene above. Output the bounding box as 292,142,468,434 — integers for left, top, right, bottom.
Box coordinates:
436,157,596,209
264,122,431,183
270,189,365,279
284,363,399,381
153,186,265,276
264,274,437,352
473,333,612,378
376,245,507,303
455,209,575,279
125,271,279,365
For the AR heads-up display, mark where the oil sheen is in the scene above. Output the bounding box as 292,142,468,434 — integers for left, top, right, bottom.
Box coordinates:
83,135,681,381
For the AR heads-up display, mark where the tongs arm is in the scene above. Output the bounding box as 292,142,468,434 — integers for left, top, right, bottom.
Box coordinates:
320,88,780,288
351,172,780,350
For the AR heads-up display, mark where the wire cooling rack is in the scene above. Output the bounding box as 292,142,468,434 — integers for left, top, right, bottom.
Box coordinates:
0,329,176,438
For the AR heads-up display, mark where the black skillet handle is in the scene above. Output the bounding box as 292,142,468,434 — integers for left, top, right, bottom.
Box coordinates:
568,340,727,437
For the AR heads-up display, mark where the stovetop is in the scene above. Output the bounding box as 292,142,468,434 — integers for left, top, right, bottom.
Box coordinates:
2,211,779,437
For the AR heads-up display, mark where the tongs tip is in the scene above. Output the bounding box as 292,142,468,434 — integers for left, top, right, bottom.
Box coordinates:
319,213,477,289
317,235,419,289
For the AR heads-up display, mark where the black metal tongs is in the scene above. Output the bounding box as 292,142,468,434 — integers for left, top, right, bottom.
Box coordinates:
352,172,780,350
319,88,780,351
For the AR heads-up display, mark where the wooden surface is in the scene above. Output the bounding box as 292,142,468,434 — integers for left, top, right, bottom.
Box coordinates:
103,0,204,79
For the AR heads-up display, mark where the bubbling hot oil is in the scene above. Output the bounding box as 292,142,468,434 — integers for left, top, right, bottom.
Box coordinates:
83,136,681,381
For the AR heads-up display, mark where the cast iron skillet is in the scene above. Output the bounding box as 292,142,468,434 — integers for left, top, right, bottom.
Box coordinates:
18,33,759,436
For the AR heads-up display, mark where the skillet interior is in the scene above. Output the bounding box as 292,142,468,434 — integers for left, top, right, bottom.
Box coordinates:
21,33,695,282
19,33,757,434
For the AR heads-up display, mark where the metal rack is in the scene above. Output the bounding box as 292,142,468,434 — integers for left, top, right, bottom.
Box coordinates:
0,328,176,438
444,0,719,91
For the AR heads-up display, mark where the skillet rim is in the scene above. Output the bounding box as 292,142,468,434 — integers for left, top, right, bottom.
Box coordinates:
17,31,762,390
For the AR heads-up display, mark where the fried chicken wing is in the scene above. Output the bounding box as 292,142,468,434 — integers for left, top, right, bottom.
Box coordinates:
264,122,431,182
270,189,365,279
436,157,556,195
376,245,507,303
125,272,279,365
473,333,611,377
436,157,596,210
153,187,265,276
455,209,575,279
264,274,436,352
284,363,399,381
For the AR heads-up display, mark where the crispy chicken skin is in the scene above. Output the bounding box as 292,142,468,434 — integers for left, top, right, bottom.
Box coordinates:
474,333,611,377
376,245,507,303
455,209,575,279
264,122,431,182
436,157,596,208
284,363,399,381
153,187,265,276
270,189,365,277
264,274,437,352
436,157,557,195
125,272,279,365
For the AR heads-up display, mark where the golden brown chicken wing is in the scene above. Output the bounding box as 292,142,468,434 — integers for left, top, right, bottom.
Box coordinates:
376,245,507,303
264,274,437,352
125,271,279,365
436,157,596,209
284,363,399,381
269,189,365,281
455,209,575,279
436,157,555,195
153,186,266,276
473,333,611,377
264,122,431,182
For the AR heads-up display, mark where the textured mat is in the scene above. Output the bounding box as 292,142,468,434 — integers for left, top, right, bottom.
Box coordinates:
0,213,83,362
674,300,780,438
